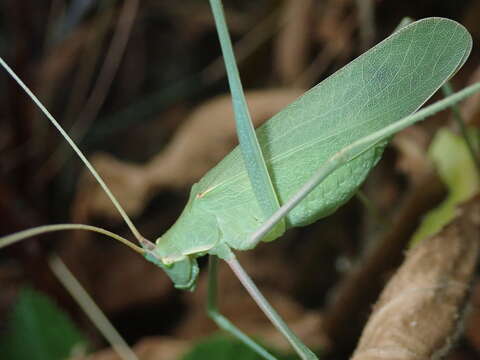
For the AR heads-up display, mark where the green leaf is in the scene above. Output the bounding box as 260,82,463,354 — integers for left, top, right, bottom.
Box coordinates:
181,334,300,360
0,286,88,360
410,128,480,245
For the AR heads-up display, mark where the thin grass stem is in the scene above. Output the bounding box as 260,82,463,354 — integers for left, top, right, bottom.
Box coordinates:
49,255,139,360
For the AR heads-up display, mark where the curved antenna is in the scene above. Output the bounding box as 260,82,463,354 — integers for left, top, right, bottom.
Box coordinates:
0,56,149,245
0,224,145,254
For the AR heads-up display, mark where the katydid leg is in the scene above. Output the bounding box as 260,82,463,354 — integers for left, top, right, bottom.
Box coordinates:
207,255,277,360
225,256,318,360
209,0,285,236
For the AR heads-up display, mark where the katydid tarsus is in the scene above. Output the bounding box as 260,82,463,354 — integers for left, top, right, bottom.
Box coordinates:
1,0,480,358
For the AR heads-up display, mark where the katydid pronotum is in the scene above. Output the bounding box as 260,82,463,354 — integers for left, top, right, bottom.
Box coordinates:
2,1,480,359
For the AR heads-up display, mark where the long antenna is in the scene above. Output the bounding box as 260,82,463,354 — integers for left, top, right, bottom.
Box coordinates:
0,224,145,254
0,57,148,245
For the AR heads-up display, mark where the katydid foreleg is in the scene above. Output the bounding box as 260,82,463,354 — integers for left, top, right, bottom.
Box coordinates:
209,0,285,238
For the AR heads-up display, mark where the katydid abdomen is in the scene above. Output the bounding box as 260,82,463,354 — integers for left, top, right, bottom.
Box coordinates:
154,17,471,258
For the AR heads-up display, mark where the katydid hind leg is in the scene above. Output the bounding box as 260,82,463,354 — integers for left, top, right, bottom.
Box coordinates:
206,256,278,360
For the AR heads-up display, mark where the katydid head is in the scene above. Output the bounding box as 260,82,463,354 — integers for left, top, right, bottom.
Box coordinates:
141,183,220,291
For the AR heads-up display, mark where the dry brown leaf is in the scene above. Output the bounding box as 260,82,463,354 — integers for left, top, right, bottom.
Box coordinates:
351,196,480,360
90,246,173,312
74,152,151,220
58,235,174,314
133,337,191,360
76,88,303,220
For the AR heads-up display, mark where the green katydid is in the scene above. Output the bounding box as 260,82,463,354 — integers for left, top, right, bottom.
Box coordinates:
1,0,480,359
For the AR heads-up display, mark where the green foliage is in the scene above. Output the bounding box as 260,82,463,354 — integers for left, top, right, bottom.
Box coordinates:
0,287,88,360
411,128,480,245
181,334,300,360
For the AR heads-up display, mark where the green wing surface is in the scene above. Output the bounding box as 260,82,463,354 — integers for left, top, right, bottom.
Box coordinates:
191,18,471,249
